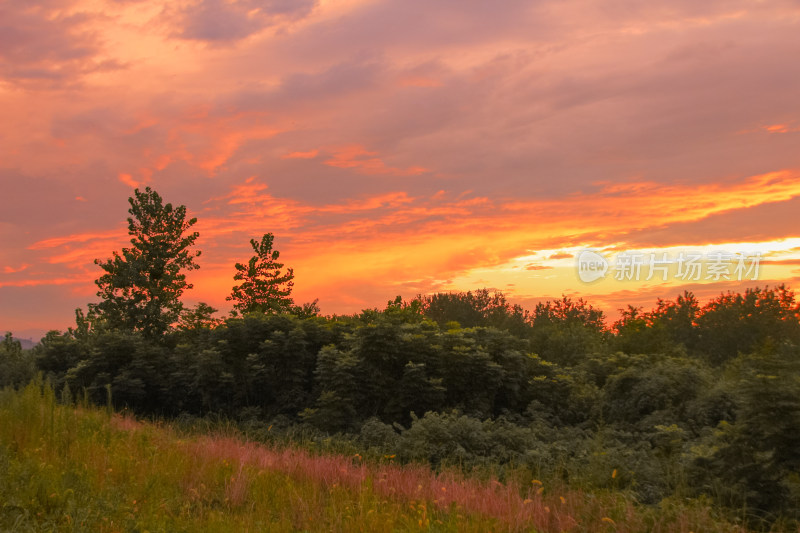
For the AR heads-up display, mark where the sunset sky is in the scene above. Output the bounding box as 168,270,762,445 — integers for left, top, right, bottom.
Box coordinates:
2,0,800,341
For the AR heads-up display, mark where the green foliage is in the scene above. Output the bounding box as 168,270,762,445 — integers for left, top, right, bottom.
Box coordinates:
302,345,362,432
612,292,702,355
1,331,22,356
695,285,800,365
524,355,598,426
601,356,710,430
243,315,331,417
359,417,400,451
228,233,295,315
529,296,607,365
37,186,800,527
35,330,88,389
1,382,510,532
649,291,701,350
696,348,800,522
398,411,492,466
438,329,505,415
612,305,673,354
4,382,759,533
0,332,35,388
417,289,530,336
20,257,800,528
92,187,200,338
64,330,171,412
391,362,446,422
290,298,321,318
178,302,221,331
396,411,539,469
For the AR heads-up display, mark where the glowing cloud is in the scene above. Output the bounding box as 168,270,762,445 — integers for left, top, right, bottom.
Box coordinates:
2,0,800,339
118,173,142,188
324,145,429,176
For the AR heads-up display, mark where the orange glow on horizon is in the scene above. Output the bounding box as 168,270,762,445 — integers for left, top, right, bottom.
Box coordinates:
2,0,800,338
24,168,800,313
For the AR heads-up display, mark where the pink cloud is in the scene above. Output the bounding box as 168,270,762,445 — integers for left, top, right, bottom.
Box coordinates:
0,1,123,87
282,149,319,159
324,145,429,177
399,76,443,88
170,0,318,43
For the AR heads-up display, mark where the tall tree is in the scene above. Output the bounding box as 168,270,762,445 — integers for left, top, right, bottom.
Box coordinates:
227,233,294,315
92,187,200,338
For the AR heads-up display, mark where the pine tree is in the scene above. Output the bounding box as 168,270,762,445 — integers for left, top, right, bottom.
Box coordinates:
227,233,294,315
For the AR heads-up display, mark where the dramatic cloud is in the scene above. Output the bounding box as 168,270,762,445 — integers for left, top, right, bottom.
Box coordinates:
1,0,799,339
0,1,123,87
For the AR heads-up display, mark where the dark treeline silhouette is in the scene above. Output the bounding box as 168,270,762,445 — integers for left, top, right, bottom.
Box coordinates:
3,188,800,529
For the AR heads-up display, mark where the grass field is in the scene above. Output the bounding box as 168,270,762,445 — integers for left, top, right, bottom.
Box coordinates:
0,381,763,532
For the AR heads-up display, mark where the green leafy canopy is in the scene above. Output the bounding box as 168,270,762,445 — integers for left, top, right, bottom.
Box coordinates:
92,187,200,338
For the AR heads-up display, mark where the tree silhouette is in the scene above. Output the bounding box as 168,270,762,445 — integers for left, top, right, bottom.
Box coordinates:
228,233,294,315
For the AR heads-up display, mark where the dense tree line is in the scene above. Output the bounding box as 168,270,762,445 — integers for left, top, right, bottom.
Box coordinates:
3,188,800,528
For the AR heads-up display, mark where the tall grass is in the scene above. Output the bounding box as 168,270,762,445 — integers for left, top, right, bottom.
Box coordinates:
0,381,496,532
0,381,777,532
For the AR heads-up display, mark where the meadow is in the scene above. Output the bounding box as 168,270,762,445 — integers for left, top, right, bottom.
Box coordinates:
0,380,765,533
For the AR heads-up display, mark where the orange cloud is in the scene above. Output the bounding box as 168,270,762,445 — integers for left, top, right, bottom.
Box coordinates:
118,173,141,188
760,258,800,267
20,168,800,319
324,145,429,177
0,275,94,289
193,168,800,279
3,264,30,274
283,149,319,159
763,123,800,134
30,230,124,250
28,230,129,274
107,108,289,184
318,192,415,214
270,169,800,314
504,170,800,235
158,110,286,175
199,177,308,239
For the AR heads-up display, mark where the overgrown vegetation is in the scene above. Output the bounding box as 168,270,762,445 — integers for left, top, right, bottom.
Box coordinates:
0,380,507,532
0,381,765,532
3,188,800,531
